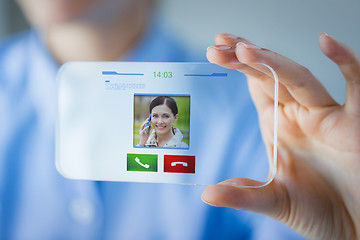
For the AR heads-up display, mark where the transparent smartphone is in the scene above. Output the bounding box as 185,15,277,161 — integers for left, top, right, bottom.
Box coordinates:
56,62,278,187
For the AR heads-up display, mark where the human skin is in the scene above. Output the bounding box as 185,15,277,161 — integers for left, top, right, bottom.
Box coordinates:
16,0,151,64
138,104,178,147
202,33,360,240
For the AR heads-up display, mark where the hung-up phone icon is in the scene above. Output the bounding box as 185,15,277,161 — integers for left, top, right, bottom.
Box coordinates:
170,161,188,167
164,155,195,174
135,157,150,169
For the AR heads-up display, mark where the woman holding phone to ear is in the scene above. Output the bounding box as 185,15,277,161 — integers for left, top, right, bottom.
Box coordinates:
137,96,189,148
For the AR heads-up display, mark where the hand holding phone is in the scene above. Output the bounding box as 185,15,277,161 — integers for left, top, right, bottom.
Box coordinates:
137,114,151,146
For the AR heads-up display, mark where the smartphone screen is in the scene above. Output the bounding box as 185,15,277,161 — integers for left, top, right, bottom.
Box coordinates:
56,62,276,186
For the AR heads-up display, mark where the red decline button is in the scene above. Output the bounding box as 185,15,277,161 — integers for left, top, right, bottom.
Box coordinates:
164,155,195,174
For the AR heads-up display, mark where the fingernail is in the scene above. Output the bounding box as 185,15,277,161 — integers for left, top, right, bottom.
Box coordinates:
218,181,242,187
204,202,223,207
320,32,334,40
236,41,261,49
320,32,329,37
201,194,223,207
208,45,234,51
222,33,240,40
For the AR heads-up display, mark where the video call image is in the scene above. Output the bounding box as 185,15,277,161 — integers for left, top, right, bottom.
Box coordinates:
133,94,190,149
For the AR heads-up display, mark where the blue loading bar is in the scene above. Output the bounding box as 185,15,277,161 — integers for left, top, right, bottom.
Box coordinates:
102,71,144,76
184,73,227,77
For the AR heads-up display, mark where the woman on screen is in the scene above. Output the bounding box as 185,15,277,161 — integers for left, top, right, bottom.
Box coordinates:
137,96,189,148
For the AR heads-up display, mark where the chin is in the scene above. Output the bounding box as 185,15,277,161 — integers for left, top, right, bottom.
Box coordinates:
19,0,94,28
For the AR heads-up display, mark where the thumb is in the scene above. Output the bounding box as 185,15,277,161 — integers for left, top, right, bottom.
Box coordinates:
201,178,287,219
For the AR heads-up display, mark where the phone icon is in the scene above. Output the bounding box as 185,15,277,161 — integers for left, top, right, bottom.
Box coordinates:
170,161,188,167
127,154,157,172
145,113,151,134
135,157,150,169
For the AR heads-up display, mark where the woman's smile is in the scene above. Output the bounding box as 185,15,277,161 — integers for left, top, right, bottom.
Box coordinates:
156,124,166,129
155,124,167,131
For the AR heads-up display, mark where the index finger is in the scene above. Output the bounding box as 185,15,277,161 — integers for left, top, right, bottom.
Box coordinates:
235,42,338,109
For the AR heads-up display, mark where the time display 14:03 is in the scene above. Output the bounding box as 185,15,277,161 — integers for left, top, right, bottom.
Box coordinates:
153,72,173,78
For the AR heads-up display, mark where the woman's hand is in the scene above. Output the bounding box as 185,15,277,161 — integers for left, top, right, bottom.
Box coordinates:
138,117,151,146
202,33,360,240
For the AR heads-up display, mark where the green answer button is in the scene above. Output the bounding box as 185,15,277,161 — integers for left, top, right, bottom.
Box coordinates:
127,153,158,172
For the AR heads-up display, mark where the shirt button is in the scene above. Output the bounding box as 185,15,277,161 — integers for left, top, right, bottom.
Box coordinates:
69,198,95,225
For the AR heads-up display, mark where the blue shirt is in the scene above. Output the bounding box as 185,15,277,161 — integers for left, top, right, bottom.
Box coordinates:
0,21,305,240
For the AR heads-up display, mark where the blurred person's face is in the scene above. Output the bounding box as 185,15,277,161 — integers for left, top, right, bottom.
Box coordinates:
17,0,144,30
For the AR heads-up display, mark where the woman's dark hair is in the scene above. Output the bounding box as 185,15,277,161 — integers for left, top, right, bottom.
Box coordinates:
149,96,178,116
